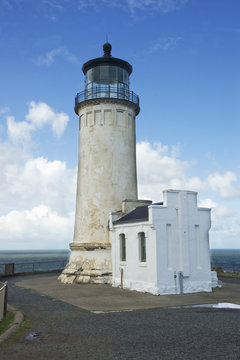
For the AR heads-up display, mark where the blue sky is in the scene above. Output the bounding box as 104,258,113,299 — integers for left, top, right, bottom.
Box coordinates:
0,0,240,249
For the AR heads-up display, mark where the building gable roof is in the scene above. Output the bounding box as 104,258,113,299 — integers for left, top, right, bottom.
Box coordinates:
113,202,163,225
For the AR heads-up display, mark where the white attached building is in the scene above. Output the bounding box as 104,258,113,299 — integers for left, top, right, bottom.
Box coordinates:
110,189,212,295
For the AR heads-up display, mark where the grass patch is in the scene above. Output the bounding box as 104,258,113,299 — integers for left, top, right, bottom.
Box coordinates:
219,271,240,279
0,309,31,346
0,311,14,336
3,317,32,345
212,266,240,279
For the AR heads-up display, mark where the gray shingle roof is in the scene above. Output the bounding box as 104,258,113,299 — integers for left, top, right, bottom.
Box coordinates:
113,202,163,225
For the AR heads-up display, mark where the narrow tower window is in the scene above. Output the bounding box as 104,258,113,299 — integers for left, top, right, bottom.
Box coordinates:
119,233,126,262
128,113,132,127
138,232,146,262
116,110,123,125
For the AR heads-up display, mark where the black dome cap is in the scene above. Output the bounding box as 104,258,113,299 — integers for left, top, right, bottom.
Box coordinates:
103,42,112,57
82,43,133,75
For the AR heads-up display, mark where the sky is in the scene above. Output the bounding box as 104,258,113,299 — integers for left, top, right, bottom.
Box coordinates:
0,0,240,250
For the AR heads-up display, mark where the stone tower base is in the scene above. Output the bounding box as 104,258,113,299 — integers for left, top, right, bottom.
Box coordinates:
58,243,112,285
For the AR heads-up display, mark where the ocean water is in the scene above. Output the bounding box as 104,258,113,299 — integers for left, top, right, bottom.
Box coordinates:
210,249,240,272
0,250,70,274
0,249,239,275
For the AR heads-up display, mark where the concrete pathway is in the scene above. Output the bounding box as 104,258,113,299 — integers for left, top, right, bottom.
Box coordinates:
14,273,240,312
0,274,240,360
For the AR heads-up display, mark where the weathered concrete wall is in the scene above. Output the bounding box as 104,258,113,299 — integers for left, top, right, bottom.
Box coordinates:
74,102,138,246
60,100,139,284
60,246,112,284
111,189,212,295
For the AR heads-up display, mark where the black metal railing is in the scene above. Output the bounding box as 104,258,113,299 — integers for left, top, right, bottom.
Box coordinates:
75,85,139,107
0,260,68,277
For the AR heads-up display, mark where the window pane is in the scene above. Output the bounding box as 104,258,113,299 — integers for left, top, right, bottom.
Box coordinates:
123,69,129,87
93,66,100,84
120,234,126,262
117,67,123,83
109,66,117,83
86,68,93,84
100,65,109,84
139,232,146,262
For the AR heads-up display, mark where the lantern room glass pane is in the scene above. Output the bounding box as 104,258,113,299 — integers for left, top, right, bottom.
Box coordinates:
93,66,100,84
123,69,128,86
117,67,123,83
86,65,129,87
109,66,117,83
86,68,93,84
100,65,109,83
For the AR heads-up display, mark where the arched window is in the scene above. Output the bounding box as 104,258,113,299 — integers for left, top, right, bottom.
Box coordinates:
138,232,146,262
119,233,126,262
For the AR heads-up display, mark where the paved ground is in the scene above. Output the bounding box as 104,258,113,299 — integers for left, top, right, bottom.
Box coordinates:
9,273,240,311
0,273,240,359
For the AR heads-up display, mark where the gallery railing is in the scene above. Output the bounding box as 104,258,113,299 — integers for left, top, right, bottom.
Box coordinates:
75,85,139,107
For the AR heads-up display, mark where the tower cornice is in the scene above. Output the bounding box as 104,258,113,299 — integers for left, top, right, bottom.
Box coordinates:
74,97,140,116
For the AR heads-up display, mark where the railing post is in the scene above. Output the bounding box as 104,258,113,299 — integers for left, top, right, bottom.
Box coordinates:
120,268,123,289
4,282,8,317
5,263,14,276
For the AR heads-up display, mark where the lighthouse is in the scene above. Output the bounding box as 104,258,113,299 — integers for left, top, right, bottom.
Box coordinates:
60,43,142,284
59,43,215,295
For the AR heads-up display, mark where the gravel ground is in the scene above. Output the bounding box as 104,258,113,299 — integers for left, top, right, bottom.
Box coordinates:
0,276,240,360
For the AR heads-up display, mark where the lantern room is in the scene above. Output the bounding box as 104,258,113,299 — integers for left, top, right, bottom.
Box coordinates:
74,43,139,115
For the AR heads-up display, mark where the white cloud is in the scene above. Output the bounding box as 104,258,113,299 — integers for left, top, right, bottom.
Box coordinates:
136,141,205,200
0,206,74,249
7,101,69,143
0,154,76,215
35,46,79,66
3,0,189,18
7,116,33,144
137,141,240,202
43,0,64,10
77,0,188,13
207,171,240,199
0,106,10,115
0,135,76,249
26,101,69,137
199,198,234,218
125,0,188,12
147,36,182,54
208,213,240,249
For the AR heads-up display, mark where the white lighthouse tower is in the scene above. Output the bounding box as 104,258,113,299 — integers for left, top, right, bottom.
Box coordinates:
60,43,143,284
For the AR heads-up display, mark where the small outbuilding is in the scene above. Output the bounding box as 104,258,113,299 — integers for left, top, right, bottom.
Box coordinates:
110,189,212,295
